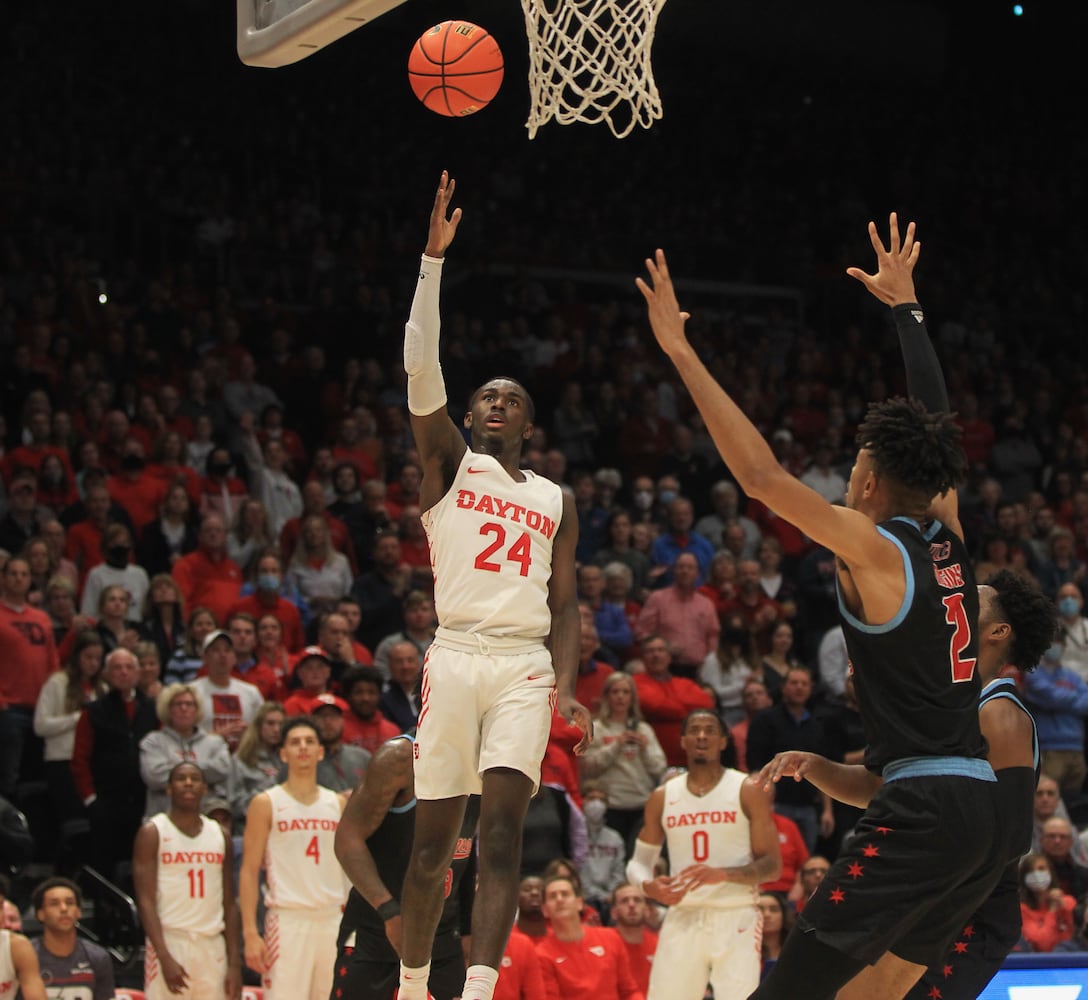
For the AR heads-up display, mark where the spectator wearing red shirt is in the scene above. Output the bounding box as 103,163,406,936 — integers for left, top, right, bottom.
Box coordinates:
535,875,644,1000
573,619,614,717
339,664,399,753
761,808,809,898
746,496,809,567
147,429,202,509
634,553,719,678
330,413,381,485
225,612,284,701
3,409,76,488
492,925,546,1000
253,613,294,695
171,514,244,625
607,885,658,998
386,462,422,510
283,646,334,716
718,559,785,656
396,504,433,592
108,439,168,535
316,611,373,686
229,552,306,653
64,481,118,586
256,402,307,481
729,677,773,772
99,411,145,475
279,481,358,574
0,556,61,797
155,384,195,442
631,635,714,767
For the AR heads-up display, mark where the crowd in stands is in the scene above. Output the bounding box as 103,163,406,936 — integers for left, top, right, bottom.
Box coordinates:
3,2,1088,987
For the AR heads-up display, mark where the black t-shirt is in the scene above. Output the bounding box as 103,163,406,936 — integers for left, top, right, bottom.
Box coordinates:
32,936,116,1000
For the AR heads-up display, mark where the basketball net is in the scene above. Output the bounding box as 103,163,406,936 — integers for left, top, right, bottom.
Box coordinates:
521,0,667,139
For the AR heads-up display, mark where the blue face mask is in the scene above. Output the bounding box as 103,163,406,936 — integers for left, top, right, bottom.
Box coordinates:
658,490,678,506
258,574,281,592
1043,644,1064,664
1058,596,1081,618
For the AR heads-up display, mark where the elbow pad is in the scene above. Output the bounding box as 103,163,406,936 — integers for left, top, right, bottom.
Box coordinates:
626,838,663,888
405,254,448,416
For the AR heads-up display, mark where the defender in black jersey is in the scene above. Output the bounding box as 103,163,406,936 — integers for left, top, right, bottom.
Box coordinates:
640,215,1006,999
906,571,1056,1000
333,734,478,1000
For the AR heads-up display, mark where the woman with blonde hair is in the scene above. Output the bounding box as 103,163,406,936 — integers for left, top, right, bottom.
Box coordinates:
286,513,352,615
228,497,276,579
229,701,286,824
140,573,187,672
33,629,106,824
579,671,667,849
138,683,231,818
134,640,163,700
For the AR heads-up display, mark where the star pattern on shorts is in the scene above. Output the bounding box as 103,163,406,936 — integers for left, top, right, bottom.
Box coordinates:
847,861,864,879
961,924,975,938
927,987,942,999
953,941,968,954
829,886,846,904
942,964,954,978
862,843,880,858
876,826,893,836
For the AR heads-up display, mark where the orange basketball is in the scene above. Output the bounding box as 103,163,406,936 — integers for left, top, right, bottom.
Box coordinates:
408,20,504,117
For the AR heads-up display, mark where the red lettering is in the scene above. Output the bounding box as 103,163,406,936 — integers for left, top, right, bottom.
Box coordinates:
933,562,965,589
456,489,476,509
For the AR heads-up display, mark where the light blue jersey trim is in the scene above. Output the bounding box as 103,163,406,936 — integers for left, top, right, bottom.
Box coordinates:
836,525,915,634
882,756,996,783
919,518,945,542
980,679,1040,770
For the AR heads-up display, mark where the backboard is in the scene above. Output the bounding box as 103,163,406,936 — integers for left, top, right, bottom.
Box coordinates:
237,0,409,67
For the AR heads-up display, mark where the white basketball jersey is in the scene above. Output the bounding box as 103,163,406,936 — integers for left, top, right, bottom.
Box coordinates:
151,812,227,935
0,931,14,998
422,450,564,638
264,784,346,911
661,769,757,910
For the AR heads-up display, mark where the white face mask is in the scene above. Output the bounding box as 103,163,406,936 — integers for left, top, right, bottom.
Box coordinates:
583,799,607,825
1024,870,1052,892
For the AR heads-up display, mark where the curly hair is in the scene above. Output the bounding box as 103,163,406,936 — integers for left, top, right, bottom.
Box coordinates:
985,569,1059,672
855,397,966,504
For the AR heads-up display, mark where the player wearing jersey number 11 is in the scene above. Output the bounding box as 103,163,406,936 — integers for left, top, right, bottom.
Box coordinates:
396,171,591,1000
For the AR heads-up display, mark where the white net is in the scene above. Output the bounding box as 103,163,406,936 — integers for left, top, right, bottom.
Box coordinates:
521,0,668,139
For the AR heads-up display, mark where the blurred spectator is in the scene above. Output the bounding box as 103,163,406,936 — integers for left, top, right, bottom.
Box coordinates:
649,498,714,587
229,550,306,653
107,439,166,534
593,510,652,599
608,884,658,996
254,613,293,693
350,530,410,650
793,855,830,915
396,504,433,592
571,620,615,716
1056,582,1088,681
286,513,353,616
579,671,665,850
283,646,335,715
136,482,199,577
172,514,244,626
240,422,301,538
223,611,282,701
134,640,163,701
1037,528,1087,600
578,786,626,922
228,701,285,824
719,558,784,657
757,537,798,621
379,640,422,732
191,630,262,750
140,574,187,676
80,523,149,621
0,555,60,797
758,891,794,967
694,481,760,557
309,693,370,793
197,446,249,525
0,469,55,557
578,564,632,659
699,613,753,727
1039,816,1088,901
635,553,719,678
1021,635,1088,798
339,664,399,753
697,550,737,620
327,601,373,665
371,590,435,682
799,438,846,504
226,498,276,580
631,635,715,767
729,676,773,773
756,620,803,705
1018,853,1076,953
139,683,231,817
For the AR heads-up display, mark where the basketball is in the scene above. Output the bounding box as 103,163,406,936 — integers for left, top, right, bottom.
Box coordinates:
408,20,504,117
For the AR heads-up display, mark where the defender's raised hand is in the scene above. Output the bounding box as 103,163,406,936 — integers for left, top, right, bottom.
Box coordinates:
845,211,920,307
425,170,462,258
636,249,692,359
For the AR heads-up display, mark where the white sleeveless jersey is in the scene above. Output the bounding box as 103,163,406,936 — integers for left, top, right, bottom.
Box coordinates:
661,768,757,910
151,812,227,935
264,784,346,911
0,931,14,998
422,450,564,638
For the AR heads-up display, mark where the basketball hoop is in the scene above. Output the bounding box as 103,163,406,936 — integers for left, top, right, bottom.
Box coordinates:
521,0,667,139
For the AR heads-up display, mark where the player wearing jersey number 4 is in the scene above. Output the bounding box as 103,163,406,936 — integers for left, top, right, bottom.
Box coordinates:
133,762,242,1000
240,716,347,1000
639,218,1007,999
396,171,591,1000
627,709,780,999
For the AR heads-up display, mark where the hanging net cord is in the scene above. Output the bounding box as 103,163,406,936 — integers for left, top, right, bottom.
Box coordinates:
523,0,667,139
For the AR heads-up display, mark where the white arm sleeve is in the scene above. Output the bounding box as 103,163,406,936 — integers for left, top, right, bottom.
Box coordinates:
404,253,448,416
625,838,663,888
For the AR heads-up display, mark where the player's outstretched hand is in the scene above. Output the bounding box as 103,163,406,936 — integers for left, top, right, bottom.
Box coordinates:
425,170,463,259
756,750,823,791
845,212,920,307
559,693,594,754
636,249,692,360
675,862,727,890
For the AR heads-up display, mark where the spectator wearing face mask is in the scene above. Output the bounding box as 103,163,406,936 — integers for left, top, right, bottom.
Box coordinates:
1019,853,1076,953
1021,635,1088,799
1055,583,1088,681
577,785,627,922
80,523,150,622
107,440,167,536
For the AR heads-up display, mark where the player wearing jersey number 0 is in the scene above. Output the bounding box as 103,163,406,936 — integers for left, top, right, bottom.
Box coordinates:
396,171,592,1000
240,716,347,1000
627,709,780,999
133,761,242,1000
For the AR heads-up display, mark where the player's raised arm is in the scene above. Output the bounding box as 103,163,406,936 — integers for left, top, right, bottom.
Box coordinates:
637,250,887,573
406,170,468,511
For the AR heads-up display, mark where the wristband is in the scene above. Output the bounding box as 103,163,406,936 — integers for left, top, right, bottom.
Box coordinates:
376,898,401,921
